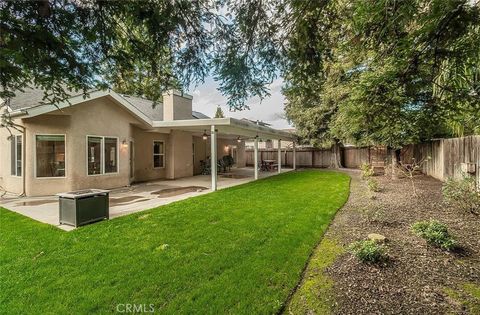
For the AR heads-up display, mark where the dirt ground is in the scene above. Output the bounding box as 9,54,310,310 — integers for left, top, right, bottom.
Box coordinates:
287,169,480,314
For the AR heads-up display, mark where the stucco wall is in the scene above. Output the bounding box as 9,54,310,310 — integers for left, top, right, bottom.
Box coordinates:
166,130,194,179
0,127,23,194
131,127,168,182
1,94,248,196
163,91,193,120
193,136,208,175
23,96,142,195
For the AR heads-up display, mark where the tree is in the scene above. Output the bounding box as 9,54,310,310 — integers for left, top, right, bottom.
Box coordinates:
325,0,480,177
1,0,214,105
2,0,478,157
214,106,225,118
283,0,344,167
220,0,479,172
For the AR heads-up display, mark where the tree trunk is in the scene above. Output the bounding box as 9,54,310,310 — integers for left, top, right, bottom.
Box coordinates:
390,149,398,179
330,142,343,169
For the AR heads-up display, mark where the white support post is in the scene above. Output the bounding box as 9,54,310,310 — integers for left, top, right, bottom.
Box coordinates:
211,125,217,191
254,136,259,180
277,139,282,174
293,141,296,170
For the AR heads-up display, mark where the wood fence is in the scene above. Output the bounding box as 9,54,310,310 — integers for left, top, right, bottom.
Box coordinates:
245,148,332,168
401,135,480,185
245,147,385,169
245,135,480,184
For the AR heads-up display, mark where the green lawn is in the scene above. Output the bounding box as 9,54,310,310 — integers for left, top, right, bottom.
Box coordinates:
0,170,350,314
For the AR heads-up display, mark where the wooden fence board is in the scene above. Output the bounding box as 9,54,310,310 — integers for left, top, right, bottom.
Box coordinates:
245,135,479,185
401,135,480,185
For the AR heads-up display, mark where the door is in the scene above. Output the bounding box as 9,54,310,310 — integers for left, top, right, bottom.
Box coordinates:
129,140,135,182
231,147,238,165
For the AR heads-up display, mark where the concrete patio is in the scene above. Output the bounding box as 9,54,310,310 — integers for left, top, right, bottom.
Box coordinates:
0,167,292,231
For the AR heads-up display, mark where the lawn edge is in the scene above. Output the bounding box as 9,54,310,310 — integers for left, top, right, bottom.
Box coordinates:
277,172,352,315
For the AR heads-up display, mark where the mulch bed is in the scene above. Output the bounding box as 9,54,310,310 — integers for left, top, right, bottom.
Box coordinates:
321,170,479,314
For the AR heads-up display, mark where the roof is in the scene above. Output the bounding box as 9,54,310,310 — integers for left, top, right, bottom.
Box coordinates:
192,111,210,119
119,94,164,121
6,86,87,111
152,117,295,140
5,87,209,121
241,118,272,127
5,87,293,140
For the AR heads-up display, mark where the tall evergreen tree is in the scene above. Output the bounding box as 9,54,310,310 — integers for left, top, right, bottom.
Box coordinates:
214,106,225,118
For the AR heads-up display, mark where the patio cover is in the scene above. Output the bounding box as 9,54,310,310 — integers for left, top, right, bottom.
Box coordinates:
151,117,295,141
151,117,297,191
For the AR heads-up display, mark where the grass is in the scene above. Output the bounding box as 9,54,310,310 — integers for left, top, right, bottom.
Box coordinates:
444,282,480,314
0,170,350,314
285,238,344,314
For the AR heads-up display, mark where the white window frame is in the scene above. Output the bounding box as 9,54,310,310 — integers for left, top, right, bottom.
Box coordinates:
86,135,119,176
153,140,165,169
11,134,22,177
34,134,67,179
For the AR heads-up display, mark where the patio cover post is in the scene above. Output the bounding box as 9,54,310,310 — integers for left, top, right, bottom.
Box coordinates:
277,139,282,173
211,125,217,191
293,141,296,170
254,136,259,180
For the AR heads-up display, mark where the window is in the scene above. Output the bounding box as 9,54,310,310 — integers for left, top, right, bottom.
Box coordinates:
153,141,165,168
104,138,118,173
36,135,65,177
87,136,102,175
87,136,118,175
11,135,22,176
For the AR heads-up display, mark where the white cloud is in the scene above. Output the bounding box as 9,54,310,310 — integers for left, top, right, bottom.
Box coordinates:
189,77,292,129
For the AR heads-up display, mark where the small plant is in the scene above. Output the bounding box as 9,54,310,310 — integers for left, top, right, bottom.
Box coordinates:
399,156,431,197
349,240,387,263
367,178,381,192
411,220,456,250
360,162,374,179
442,176,480,215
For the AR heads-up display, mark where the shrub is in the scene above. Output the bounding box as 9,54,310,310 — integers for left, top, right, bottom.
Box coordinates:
367,178,381,192
360,163,374,179
442,176,480,215
411,220,456,250
349,240,387,263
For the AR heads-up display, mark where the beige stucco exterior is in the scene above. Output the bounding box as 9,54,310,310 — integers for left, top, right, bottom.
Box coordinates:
0,94,248,196
163,90,193,120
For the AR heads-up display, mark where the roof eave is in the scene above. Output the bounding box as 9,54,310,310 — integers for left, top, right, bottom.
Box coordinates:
151,117,295,140
5,90,154,126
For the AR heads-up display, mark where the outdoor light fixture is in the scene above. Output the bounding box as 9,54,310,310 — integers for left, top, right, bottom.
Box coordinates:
121,140,128,147
237,136,242,143
202,130,208,140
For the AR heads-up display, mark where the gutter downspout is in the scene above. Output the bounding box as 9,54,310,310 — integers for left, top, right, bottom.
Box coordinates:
19,125,26,197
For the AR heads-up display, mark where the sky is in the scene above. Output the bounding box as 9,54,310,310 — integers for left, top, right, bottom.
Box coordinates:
189,76,292,129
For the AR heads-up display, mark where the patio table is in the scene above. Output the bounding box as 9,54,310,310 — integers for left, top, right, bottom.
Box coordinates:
263,160,277,172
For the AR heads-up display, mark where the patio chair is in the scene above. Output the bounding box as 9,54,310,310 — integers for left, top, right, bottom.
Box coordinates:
260,160,269,172
200,159,211,175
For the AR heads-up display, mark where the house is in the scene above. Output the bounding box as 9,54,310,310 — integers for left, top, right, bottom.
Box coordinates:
0,88,294,196
245,129,298,149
